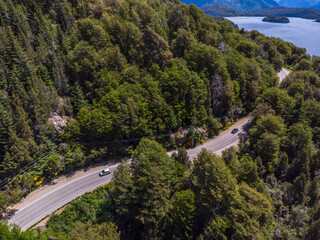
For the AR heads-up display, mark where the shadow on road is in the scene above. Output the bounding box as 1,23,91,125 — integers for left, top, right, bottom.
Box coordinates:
64,157,125,179
241,122,250,132
0,208,17,220
39,157,126,189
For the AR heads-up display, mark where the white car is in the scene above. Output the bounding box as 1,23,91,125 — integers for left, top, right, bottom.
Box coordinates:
99,168,111,176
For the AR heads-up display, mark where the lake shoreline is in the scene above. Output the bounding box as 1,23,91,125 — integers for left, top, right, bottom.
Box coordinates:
227,16,320,57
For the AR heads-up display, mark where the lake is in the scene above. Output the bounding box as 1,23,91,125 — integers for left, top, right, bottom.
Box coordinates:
226,17,320,57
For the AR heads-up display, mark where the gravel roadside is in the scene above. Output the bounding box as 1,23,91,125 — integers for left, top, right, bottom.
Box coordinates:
9,117,249,214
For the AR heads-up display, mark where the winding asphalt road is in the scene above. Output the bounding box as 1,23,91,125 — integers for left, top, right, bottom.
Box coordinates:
7,68,291,231
170,117,250,159
8,118,250,231
8,165,118,231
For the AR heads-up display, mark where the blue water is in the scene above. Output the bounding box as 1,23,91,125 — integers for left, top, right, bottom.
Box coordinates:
226,17,320,57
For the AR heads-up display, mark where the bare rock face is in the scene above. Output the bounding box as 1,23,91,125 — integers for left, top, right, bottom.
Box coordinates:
210,73,225,115
48,112,67,133
211,73,224,106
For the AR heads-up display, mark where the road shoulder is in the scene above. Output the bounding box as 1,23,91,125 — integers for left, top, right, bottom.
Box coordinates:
8,117,249,214
8,162,117,212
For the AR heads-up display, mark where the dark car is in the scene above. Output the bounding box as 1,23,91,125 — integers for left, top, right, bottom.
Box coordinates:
231,128,238,134
99,168,111,177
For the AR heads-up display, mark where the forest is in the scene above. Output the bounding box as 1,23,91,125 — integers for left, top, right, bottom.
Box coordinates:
0,0,320,239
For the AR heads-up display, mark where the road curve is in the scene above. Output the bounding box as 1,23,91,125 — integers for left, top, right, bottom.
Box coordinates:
169,117,249,159
8,118,249,231
8,165,118,231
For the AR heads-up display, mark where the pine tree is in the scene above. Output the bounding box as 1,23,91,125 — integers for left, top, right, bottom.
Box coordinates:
8,64,22,93
293,173,308,204
176,147,190,170
167,189,195,239
0,152,18,178
0,103,13,157
166,109,178,132
112,139,175,239
309,177,320,206
192,149,238,231
0,190,9,212
0,59,8,88
6,128,32,167
10,93,33,140
70,82,89,113
37,64,52,86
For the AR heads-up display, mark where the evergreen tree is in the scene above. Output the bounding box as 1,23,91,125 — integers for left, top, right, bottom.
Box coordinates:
167,189,195,240
308,177,320,206
6,128,32,167
0,152,18,178
292,173,308,204
192,149,238,231
0,191,9,212
176,147,190,170
10,93,33,140
112,139,175,239
70,83,88,113
0,103,13,157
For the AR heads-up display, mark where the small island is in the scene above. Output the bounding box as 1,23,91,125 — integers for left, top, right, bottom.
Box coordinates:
262,16,290,23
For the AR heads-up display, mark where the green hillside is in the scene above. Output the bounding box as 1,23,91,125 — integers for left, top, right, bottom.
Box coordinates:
0,0,301,196
200,3,240,16
1,0,320,239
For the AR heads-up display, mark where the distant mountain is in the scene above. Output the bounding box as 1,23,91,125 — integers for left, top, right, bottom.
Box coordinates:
246,6,320,19
312,2,320,9
181,0,278,12
200,3,240,16
201,4,320,19
180,0,212,7
278,0,320,8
